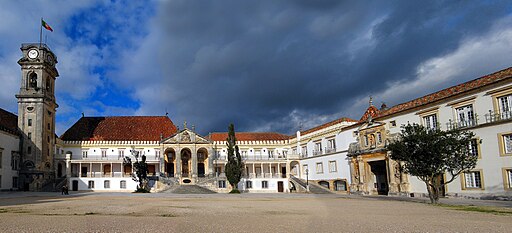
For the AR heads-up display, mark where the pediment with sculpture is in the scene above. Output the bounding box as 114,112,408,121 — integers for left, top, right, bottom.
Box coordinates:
161,129,211,144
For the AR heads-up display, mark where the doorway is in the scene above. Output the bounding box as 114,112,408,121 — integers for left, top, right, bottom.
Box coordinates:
198,163,205,177
368,160,389,195
72,180,78,191
166,163,174,177
277,181,284,192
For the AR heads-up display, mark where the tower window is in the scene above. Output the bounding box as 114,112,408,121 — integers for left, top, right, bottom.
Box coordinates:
28,119,32,126
28,132,32,139
27,146,32,154
29,73,37,88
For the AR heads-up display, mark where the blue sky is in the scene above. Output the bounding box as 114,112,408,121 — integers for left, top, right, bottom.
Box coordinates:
1,0,512,136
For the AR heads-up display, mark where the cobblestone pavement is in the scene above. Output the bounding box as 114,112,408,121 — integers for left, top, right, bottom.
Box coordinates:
0,192,511,232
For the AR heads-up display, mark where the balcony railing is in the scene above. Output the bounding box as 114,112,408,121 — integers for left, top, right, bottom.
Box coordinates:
312,150,322,156
446,117,478,130
76,154,160,161
325,147,336,154
485,110,512,123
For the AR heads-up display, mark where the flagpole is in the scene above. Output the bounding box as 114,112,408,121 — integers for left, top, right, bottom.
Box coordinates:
39,17,43,48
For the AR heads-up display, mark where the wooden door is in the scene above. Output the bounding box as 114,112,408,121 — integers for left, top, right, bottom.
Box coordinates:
277,181,284,192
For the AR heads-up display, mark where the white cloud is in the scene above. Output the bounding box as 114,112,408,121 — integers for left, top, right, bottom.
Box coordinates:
353,15,512,113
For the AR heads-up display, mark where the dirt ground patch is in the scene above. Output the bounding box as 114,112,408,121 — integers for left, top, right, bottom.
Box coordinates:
0,193,511,232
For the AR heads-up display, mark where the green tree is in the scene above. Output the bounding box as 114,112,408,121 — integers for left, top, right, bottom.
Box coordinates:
225,123,243,193
387,123,477,204
124,148,149,193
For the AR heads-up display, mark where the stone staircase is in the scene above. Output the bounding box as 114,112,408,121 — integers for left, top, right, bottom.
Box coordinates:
166,185,217,194
289,175,332,194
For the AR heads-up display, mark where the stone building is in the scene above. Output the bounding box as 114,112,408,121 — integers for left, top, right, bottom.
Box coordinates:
1,42,512,199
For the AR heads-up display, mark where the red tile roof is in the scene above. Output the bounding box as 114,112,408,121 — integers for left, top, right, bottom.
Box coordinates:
299,117,358,136
375,66,512,119
60,116,178,141
359,105,380,123
208,132,290,141
0,108,18,135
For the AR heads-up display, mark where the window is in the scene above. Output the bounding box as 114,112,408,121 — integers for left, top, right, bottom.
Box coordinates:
246,181,252,189
302,164,308,175
292,147,297,154
469,139,479,158
28,119,32,126
301,146,307,156
504,134,512,154
456,104,475,127
27,146,32,154
218,180,226,188
498,94,512,119
268,149,274,158
101,149,107,158
316,162,323,174
118,149,125,158
423,114,438,130
120,180,127,189
82,150,88,158
329,161,337,173
390,121,397,127
364,135,369,146
0,151,2,168
47,123,50,130
463,171,482,189
326,139,336,153
88,181,95,189
314,142,322,155
262,181,268,189
155,149,161,158
11,154,19,170
104,180,110,189
28,132,32,139
505,169,512,189
377,132,383,145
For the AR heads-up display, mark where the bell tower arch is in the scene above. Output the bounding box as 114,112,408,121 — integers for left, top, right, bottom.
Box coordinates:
16,43,59,191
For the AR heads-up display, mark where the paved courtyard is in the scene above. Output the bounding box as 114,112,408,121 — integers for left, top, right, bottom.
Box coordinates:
0,192,511,232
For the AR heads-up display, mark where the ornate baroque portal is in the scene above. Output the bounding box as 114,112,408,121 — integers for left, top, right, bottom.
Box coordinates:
161,128,214,184
347,120,409,195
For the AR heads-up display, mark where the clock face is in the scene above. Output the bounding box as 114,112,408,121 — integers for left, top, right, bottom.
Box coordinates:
28,49,38,59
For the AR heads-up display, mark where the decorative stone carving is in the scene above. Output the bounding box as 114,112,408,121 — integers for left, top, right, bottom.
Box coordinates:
180,131,191,142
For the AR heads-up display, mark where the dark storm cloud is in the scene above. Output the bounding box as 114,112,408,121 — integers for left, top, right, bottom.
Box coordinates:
149,0,511,134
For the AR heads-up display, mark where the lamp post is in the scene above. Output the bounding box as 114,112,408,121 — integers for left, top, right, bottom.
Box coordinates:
305,168,309,192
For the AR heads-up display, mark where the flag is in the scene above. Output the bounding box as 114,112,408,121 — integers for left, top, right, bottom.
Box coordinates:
42,19,53,32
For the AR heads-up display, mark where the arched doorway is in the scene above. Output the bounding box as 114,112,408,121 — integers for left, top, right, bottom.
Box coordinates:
197,148,208,177
318,181,330,189
334,180,347,191
181,148,191,177
164,148,176,177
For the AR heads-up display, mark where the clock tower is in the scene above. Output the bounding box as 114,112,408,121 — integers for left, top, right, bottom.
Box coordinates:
16,43,59,191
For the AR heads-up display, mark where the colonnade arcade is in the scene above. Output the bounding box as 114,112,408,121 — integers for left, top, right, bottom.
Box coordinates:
163,147,213,180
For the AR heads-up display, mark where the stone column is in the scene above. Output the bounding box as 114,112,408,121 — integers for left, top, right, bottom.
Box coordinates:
357,156,365,193
176,149,181,178
386,153,398,194
208,149,214,176
192,149,198,179
65,153,71,178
